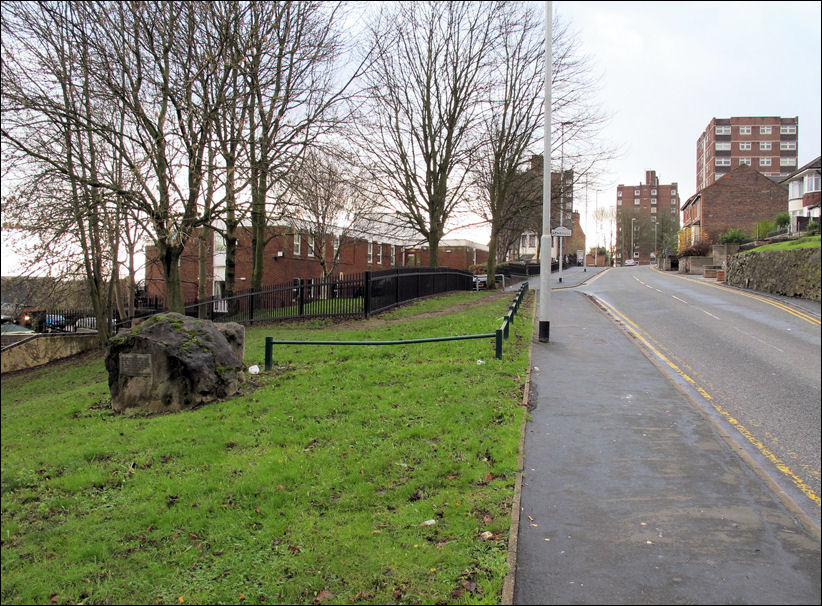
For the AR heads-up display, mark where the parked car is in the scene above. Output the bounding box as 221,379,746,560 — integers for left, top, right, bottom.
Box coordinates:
44,313,67,330
623,259,637,266
473,274,488,288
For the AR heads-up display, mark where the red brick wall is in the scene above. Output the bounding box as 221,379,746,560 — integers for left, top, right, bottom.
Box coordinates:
700,165,788,243
144,227,481,301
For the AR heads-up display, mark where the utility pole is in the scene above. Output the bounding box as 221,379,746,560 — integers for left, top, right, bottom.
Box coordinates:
558,120,572,284
538,0,552,342
583,175,588,272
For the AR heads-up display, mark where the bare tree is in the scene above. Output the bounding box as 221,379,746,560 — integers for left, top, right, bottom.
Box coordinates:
1,1,140,340
361,1,505,267
282,147,372,282
472,2,544,284
241,1,367,290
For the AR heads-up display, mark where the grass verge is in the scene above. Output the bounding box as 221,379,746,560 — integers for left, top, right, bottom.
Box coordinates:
745,235,820,252
1,289,533,605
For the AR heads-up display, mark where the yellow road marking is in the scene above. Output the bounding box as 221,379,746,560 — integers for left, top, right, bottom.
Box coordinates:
595,295,821,508
658,270,820,326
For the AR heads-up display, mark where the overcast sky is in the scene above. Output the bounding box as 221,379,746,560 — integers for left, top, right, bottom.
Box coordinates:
452,0,822,245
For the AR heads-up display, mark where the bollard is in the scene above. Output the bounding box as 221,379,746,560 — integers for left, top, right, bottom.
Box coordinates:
264,336,273,371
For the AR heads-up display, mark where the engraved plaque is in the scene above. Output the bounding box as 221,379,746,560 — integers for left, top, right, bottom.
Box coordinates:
120,353,153,377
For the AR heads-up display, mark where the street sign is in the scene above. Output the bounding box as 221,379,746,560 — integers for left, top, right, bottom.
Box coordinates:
550,226,572,237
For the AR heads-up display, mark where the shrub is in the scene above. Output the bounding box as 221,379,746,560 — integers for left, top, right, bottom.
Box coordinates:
754,220,774,240
718,228,750,244
808,220,820,236
774,211,791,229
678,241,711,258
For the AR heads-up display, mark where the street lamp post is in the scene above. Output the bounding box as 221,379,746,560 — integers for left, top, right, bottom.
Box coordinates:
631,217,637,264
538,0,552,342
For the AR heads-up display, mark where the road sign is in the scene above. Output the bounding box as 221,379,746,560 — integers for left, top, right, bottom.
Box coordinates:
551,226,572,237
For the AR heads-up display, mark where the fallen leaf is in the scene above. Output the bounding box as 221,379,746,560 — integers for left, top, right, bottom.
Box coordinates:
314,589,334,603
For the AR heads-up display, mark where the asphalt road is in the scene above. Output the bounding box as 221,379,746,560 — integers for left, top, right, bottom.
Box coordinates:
579,265,822,525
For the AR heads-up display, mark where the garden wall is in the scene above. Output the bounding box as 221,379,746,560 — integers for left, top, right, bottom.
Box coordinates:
1,333,101,373
727,248,821,302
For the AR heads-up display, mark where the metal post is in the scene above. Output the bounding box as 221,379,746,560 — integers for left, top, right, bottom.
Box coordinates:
264,336,273,371
538,0,552,342
496,328,503,360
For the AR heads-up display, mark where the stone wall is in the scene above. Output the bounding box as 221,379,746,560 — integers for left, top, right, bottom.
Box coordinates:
1,333,102,373
678,256,714,275
727,248,821,302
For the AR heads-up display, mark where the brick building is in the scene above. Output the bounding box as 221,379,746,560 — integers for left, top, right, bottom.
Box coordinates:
616,170,680,265
696,116,799,191
144,226,487,303
781,156,821,232
680,164,788,246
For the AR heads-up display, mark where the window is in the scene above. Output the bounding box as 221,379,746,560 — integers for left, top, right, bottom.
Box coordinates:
634,198,640,205
617,190,622,197
790,181,802,198
367,241,373,264
671,188,676,195
651,189,657,195
529,234,537,248
671,198,677,204
377,243,383,264
715,125,731,135
759,158,771,166
739,142,752,151
739,158,751,166
715,157,731,166
521,234,528,248
651,207,657,214
807,174,821,192
651,198,657,205
715,142,731,151
781,142,797,150
293,233,301,256
308,235,314,257
780,125,797,134
739,126,751,135
390,245,396,266
780,157,796,167
759,141,772,150
617,199,622,206
760,126,772,135
634,189,640,196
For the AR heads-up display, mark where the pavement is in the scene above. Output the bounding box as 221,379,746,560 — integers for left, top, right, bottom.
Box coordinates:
505,266,821,605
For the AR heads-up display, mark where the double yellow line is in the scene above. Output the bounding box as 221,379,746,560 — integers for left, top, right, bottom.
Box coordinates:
593,294,821,508
667,272,821,326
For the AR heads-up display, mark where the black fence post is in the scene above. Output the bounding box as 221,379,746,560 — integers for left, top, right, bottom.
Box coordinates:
249,287,256,324
364,271,372,318
265,336,273,371
298,279,306,317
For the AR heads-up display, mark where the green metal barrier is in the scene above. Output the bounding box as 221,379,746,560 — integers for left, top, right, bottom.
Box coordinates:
263,282,529,370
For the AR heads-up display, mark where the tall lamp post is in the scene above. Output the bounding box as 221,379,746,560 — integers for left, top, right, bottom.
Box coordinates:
631,217,637,263
538,1,552,342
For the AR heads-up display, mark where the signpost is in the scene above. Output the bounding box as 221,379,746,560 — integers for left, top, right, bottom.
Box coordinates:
551,226,571,283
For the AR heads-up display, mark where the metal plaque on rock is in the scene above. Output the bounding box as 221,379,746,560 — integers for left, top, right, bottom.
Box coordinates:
120,353,153,377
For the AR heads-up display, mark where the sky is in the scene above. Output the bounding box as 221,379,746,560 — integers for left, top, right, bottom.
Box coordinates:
450,0,822,248
2,1,821,273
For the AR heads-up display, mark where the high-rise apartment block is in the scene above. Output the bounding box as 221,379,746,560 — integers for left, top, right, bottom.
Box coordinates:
616,170,680,265
696,116,798,190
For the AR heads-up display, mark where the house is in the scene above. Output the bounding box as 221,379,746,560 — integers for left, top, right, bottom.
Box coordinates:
781,156,821,232
144,221,486,304
680,163,788,246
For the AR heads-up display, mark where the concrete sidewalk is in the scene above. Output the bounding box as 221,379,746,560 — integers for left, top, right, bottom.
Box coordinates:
510,270,821,605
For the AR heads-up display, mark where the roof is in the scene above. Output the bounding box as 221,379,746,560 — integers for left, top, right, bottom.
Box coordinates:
779,155,822,183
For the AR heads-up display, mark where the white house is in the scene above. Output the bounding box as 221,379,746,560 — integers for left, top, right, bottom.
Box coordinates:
781,156,821,232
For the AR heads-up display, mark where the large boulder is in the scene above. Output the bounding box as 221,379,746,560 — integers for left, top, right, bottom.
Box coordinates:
106,313,245,413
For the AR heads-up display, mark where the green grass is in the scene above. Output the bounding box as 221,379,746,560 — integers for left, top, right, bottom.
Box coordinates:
1,289,533,605
746,235,820,252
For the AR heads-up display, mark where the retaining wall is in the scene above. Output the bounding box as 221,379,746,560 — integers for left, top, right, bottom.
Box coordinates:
1,333,102,373
727,248,821,302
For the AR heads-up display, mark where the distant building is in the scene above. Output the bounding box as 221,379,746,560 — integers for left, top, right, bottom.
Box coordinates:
615,170,680,265
781,156,821,232
696,116,799,191
680,163,787,246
